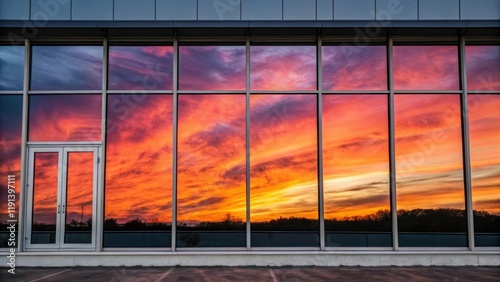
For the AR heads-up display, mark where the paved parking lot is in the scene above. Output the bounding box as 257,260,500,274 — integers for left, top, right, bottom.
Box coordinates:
0,266,499,282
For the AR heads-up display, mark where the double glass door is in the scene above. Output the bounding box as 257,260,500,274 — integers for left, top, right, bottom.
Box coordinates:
25,146,99,250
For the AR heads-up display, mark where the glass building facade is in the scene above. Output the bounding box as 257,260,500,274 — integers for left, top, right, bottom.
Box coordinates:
0,38,499,253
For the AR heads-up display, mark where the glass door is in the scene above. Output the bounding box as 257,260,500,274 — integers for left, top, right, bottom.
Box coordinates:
25,146,99,250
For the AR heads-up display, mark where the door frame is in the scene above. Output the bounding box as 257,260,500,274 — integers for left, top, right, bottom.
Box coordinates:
24,143,101,251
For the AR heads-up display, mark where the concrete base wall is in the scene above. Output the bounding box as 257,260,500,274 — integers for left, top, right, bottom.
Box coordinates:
1,252,499,267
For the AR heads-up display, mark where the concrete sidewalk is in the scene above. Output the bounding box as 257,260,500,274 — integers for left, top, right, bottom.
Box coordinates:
0,266,499,281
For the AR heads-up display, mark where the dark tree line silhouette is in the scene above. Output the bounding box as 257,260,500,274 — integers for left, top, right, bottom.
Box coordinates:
99,209,500,233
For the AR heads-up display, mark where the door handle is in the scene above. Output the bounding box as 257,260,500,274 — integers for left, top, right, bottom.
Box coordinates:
62,205,65,214
58,205,61,214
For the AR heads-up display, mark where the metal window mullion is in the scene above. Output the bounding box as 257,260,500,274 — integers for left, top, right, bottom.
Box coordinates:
18,39,31,252
459,36,475,251
96,38,108,252
246,37,251,250
317,36,325,251
171,37,179,251
388,37,399,251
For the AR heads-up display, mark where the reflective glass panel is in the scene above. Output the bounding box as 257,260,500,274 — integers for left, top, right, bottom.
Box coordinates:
250,94,318,247
323,95,391,247
468,94,500,246
466,46,500,91
0,45,24,91
322,46,387,90
0,95,22,247
177,95,246,247
105,94,173,247
64,152,94,244
108,46,173,90
250,46,316,91
179,46,246,90
395,94,466,247
393,46,459,90
31,46,103,90
28,95,102,141
31,152,59,244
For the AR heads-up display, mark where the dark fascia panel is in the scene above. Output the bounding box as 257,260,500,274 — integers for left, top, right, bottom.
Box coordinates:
0,22,499,40
1,20,500,29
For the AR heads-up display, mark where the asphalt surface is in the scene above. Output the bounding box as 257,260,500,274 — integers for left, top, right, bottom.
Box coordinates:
0,266,499,281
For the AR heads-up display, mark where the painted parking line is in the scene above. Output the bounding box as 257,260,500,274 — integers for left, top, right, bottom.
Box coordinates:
153,267,175,282
29,268,72,282
269,269,278,282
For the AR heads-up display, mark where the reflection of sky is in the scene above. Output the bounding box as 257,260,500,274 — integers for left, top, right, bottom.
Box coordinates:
322,95,389,220
29,95,102,141
394,46,459,90
32,152,58,225
469,95,500,215
105,94,173,224
322,46,387,90
179,46,245,90
250,95,318,222
65,152,94,224
108,46,173,91
177,95,246,224
0,95,23,222
0,45,24,91
466,46,500,91
395,95,465,210
31,46,102,90
251,46,316,90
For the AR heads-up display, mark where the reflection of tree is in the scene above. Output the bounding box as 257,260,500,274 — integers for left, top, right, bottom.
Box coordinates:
66,218,92,231
474,210,500,233
100,209,500,232
325,209,391,232
103,217,171,231
398,208,467,232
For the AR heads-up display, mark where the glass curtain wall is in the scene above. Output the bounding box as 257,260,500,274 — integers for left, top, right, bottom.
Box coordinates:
1,39,499,251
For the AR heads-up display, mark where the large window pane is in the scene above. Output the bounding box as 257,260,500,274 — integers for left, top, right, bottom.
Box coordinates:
177,95,246,247
323,95,391,247
250,46,316,91
466,46,500,91
250,94,318,247
468,95,500,247
393,46,459,91
31,46,103,90
108,46,173,91
0,95,22,248
179,46,245,90
395,94,466,247
28,95,102,141
0,45,24,91
105,94,173,247
322,46,387,90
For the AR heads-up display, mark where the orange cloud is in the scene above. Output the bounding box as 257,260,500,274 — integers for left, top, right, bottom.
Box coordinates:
468,95,500,214
29,95,102,142
177,95,246,224
395,94,465,211
250,95,318,222
105,94,173,224
322,95,390,219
